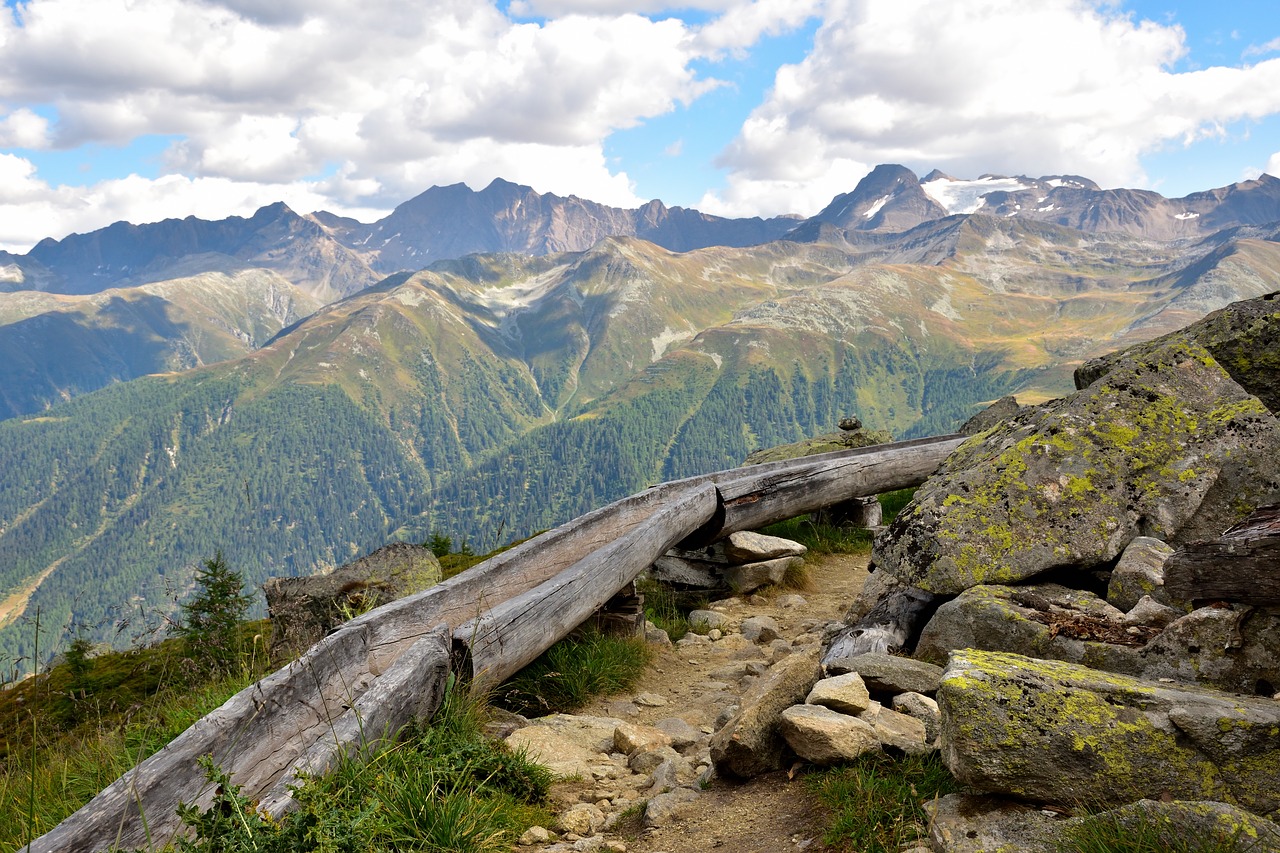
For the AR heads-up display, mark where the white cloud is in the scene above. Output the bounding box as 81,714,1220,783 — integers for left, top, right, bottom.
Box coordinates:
704,0,1280,217
0,108,51,148
0,0,757,247
1267,152,1280,178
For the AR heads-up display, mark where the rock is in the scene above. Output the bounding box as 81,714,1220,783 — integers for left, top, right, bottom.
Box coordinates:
713,633,751,652
913,583,1136,668
1071,799,1280,850
858,701,930,754
630,746,680,775
710,647,822,778
805,673,872,715
1122,595,1182,628
635,692,667,708
1075,289,1280,414
876,335,1280,596
960,395,1021,436
507,714,623,778
1128,605,1280,693
519,825,553,846
1107,536,1179,611
650,556,722,588
891,692,940,744
776,594,808,609
822,651,944,696
557,804,606,836
645,627,672,646
838,416,863,432
263,542,442,657
723,531,808,562
647,755,696,793
778,704,880,765
845,568,908,622
614,723,671,756
687,609,729,631
722,556,804,594
740,615,782,644
643,787,700,828
742,427,893,464
938,650,1280,813
925,794,1065,853
654,718,703,751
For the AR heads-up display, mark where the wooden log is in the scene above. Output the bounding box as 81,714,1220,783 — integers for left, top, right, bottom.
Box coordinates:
683,434,965,545
822,586,946,663
1165,504,1280,605
258,625,451,815
455,483,720,691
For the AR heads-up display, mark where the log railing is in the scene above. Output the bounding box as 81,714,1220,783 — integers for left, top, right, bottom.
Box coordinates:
31,433,965,853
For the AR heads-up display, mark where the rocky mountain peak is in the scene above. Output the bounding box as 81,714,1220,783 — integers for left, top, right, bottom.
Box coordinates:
810,164,949,233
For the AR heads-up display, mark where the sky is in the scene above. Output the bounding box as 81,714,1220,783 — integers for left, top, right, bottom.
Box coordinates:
2,0,1280,252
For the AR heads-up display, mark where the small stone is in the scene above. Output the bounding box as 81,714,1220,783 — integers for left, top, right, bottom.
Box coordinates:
688,609,729,631
557,804,606,836
614,722,672,756
708,628,723,640
643,787,700,827
776,594,808,609
654,717,703,750
630,745,681,775
635,692,668,708
806,673,872,715
676,633,711,648
645,627,672,646
519,825,551,846
890,692,941,744
741,615,783,644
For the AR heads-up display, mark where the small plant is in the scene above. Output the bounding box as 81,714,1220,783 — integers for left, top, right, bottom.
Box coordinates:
1059,808,1265,853
760,517,875,555
173,552,252,674
494,627,651,716
638,578,696,641
809,751,957,853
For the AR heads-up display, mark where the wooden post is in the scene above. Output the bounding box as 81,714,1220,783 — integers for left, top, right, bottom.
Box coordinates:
1165,504,1280,605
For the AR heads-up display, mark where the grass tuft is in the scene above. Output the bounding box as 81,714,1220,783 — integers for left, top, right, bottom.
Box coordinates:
1059,808,1266,853
494,627,652,716
808,751,957,853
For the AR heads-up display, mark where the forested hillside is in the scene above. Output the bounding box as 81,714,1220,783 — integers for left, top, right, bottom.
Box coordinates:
2,222,1279,674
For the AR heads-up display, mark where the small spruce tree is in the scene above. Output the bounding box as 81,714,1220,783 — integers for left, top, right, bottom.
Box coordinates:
175,551,251,673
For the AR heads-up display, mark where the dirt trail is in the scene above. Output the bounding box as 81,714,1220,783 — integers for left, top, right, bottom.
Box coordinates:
578,551,872,853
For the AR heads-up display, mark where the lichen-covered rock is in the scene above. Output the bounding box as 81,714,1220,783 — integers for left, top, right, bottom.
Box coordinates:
1075,289,1280,414
822,651,944,696
960,395,1021,436
742,427,894,464
1069,799,1280,850
878,337,1280,595
1107,536,1179,611
778,704,880,764
263,542,442,657
710,647,821,778
914,583,1138,668
938,650,1280,814
1131,605,1280,695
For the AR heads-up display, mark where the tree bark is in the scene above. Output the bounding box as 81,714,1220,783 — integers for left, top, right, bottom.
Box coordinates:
1165,504,1280,605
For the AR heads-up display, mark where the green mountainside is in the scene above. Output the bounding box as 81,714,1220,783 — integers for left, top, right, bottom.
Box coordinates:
2,222,1279,673
0,265,320,420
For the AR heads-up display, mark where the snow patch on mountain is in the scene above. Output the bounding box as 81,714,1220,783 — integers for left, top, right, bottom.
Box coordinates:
922,176,1035,215
863,195,893,219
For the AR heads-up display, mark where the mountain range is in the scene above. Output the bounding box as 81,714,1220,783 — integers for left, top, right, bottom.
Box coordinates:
1,165,1279,673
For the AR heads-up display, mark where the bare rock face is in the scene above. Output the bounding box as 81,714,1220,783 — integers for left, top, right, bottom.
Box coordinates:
937,650,1280,814
876,336,1280,596
263,543,441,658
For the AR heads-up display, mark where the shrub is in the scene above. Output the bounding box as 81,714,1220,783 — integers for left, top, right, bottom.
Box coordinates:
173,552,252,674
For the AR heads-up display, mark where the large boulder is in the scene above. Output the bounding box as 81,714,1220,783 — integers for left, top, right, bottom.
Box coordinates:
264,543,442,657
876,336,1280,595
938,650,1280,814
1075,289,1280,413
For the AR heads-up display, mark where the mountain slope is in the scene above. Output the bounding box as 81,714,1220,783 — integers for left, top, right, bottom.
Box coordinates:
0,265,320,419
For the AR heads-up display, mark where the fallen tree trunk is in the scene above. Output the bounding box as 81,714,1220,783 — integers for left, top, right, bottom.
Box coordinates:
1165,504,1280,605
686,434,965,545
455,483,721,691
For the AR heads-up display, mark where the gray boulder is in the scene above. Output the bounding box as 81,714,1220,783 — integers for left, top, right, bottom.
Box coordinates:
822,651,944,696
723,531,807,562
857,701,930,754
938,650,1280,814
650,555,721,588
710,647,822,778
806,672,872,715
723,556,803,594
876,335,1280,596
264,542,441,658
1070,800,1280,850
1107,536,1179,611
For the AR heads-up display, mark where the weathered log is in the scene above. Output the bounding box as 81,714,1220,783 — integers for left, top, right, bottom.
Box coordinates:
32,482,715,852
455,483,721,690
679,435,965,547
823,585,947,664
258,625,451,815
1165,504,1280,605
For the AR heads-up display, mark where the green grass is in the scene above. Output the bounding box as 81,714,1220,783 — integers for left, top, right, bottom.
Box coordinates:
1059,808,1267,853
808,751,958,853
493,627,652,716
638,577,701,641
760,517,876,555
